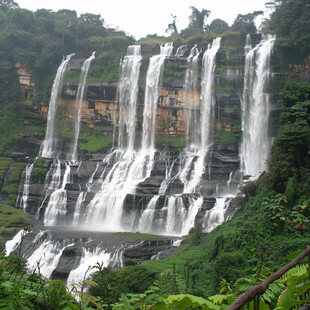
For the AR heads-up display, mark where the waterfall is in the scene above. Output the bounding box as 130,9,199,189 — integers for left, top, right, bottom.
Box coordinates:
182,38,221,194
44,162,71,226
19,161,35,211
71,52,96,162
138,40,221,236
184,45,201,149
5,229,25,256
40,54,74,159
66,247,110,289
200,37,221,152
82,44,172,231
175,45,187,57
117,45,142,151
138,195,160,232
203,196,233,233
240,35,276,177
26,232,74,279
142,43,173,150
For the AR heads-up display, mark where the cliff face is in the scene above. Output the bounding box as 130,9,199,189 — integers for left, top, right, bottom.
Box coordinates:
9,36,286,277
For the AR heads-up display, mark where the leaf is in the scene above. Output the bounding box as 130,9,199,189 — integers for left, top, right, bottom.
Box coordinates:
22,288,38,296
120,293,133,310
82,280,99,287
165,294,220,310
208,294,234,305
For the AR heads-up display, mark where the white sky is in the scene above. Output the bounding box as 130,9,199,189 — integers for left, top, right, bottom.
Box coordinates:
16,0,270,39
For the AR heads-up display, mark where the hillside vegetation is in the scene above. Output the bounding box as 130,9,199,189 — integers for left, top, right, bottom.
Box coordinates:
0,0,309,308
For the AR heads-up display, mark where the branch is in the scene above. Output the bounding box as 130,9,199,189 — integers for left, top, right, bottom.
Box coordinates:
226,245,310,310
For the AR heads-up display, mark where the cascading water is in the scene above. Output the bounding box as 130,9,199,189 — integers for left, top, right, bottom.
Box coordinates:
184,45,201,149
19,161,35,211
44,162,71,226
8,34,279,281
240,35,276,177
40,54,74,159
5,229,25,256
71,52,96,162
27,232,74,278
81,44,172,231
142,43,173,150
202,196,233,233
66,246,110,289
117,45,142,151
138,39,221,236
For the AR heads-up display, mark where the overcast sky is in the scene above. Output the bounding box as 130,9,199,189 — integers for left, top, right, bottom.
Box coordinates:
16,0,270,39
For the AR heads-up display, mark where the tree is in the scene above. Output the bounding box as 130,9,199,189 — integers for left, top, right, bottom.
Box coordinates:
180,6,210,39
231,10,263,33
166,14,178,35
266,0,310,62
206,18,229,34
77,13,106,39
267,82,310,193
0,0,18,12
188,6,210,31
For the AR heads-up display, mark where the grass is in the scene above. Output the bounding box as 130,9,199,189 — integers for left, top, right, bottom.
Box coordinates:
0,204,29,228
156,136,186,149
0,157,14,189
79,135,112,153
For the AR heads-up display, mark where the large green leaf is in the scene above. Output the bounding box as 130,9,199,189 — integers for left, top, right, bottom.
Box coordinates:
165,294,220,310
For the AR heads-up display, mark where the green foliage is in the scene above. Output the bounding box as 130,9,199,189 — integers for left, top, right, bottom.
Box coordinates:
180,6,211,39
276,264,310,309
263,193,310,233
0,157,13,188
90,265,154,306
188,222,203,246
0,204,29,228
79,135,112,153
231,11,263,33
267,82,310,193
1,162,26,206
267,0,310,63
156,136,186,149
213,251,245,288
206,19,229,35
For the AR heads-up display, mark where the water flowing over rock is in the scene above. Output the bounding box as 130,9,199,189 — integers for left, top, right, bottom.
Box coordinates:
40,54,74,159
71,52,96,162
7,34,279,282
240,35,276,177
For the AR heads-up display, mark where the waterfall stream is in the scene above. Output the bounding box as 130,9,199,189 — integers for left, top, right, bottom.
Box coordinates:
40,54,74,159
240,35,276,177
71,52,96,162
6,34,277,281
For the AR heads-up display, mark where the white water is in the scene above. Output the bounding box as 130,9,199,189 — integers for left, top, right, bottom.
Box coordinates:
142,43,173,150
44,162,71,226
240,35,275,177
175,45,187,57
138,40,221,236
35,160,62,220
82,44,172,231
66,246,110,289
5,229,25,256
40,54,74,159
138,195,160,232
117,45,142,151
27,232,74,279
203,196,233,233
20,161,35,211
71,52,96,162
184,45,201,148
